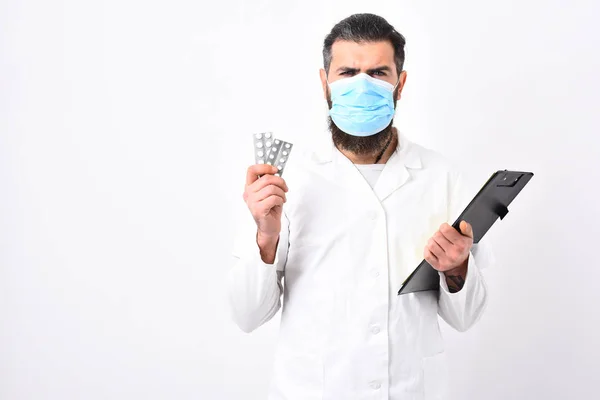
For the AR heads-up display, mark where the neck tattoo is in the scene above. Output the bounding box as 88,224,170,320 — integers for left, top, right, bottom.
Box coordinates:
373,133,394,164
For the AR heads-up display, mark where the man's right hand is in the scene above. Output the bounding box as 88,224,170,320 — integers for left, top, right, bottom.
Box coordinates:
243,164,289,263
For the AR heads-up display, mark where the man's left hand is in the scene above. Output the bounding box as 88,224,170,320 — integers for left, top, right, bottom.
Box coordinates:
424,221,474,272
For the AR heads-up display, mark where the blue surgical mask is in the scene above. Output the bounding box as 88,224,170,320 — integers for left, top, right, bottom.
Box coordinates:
328,73,398,137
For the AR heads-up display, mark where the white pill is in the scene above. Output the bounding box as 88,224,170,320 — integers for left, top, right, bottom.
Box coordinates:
265,132,272,138
269,154,275,159
275,173,280,177
275,139,280,144
258,158,264,163
266,141,272,147
280,158,286,163
255,133,262,139
282,151,288,156
285,143,291,148
271,147,278,153
256,142,263,148
267,161,272,165
277,165,282,170
257,150,264,157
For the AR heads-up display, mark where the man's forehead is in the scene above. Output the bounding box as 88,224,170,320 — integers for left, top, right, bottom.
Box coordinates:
330,40,395,67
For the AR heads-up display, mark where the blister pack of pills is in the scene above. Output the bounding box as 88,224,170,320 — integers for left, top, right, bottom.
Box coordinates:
253,132,293,177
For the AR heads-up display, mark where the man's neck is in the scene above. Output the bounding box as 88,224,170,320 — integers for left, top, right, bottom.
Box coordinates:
338,128,399,165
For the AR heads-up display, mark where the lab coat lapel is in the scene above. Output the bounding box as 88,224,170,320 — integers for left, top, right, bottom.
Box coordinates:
332,146,375,194
373,137,423,202
313,139,374,195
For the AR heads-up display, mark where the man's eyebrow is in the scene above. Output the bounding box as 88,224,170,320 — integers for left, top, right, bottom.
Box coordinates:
336,67,360,73
366,66,392,74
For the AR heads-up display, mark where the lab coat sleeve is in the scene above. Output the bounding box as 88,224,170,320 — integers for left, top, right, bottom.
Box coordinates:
437,171,497,332
227,209,290,333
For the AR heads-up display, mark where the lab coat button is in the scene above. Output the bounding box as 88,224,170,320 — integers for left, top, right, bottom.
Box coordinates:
371,269,380,278
370,381,381,390
371,325,381,334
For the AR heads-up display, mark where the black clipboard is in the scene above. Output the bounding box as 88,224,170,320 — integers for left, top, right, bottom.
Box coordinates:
397,169,534,295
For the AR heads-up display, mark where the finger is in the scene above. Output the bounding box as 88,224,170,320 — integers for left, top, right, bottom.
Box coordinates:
433,230,453,250
439,223,462,243
250,174,289,194
252,185,287,203
459,220,474,239
424,247,439,269
427,237,446,259
246,164,279,186
258,195,284,213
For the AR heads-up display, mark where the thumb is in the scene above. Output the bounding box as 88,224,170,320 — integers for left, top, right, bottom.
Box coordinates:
459,220,474,239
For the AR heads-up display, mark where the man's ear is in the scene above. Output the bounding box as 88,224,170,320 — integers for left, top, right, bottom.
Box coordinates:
396,70,408,101
319,68,329,100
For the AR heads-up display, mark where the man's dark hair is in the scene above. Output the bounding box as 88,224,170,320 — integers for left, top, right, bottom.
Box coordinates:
322,13,406,77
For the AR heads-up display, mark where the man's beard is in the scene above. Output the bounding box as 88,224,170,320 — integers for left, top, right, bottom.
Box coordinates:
327,87,398,157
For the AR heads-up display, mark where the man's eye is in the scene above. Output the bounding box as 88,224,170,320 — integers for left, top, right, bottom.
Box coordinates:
371,71,385,76
340,71,353,76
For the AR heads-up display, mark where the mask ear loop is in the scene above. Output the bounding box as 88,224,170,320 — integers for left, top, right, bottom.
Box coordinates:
325,73,335,95
325,70,335,88
392,72,403,91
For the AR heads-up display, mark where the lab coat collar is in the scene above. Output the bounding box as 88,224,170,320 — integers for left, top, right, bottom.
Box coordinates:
373,134,422,201
312,130,422,202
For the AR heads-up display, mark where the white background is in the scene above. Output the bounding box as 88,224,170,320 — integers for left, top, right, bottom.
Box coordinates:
1,0,599,399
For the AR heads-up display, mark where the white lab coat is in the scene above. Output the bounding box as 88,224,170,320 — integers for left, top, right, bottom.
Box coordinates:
229,133,495,400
